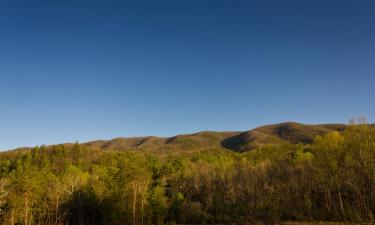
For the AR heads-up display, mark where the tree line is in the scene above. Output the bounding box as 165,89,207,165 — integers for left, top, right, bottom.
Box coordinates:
0,123,374,224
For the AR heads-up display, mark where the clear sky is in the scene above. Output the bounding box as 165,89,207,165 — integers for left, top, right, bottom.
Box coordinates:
0,0,374,150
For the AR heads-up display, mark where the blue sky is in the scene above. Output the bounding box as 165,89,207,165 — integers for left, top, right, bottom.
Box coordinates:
0,0,374,150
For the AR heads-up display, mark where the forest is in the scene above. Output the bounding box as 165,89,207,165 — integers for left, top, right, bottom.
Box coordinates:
0,122,375,225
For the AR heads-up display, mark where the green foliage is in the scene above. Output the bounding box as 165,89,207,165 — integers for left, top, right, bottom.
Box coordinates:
169,192,184,221
0,124,375,224
149,186,167,215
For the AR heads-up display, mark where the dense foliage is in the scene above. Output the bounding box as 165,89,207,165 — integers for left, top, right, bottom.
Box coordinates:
0,124,375,225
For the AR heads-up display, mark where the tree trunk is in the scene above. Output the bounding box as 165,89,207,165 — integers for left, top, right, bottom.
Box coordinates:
11,207,14,225
132,184,137,225
338,184,345,218
140,186,144,225
55,196,59,218
24,193,29,225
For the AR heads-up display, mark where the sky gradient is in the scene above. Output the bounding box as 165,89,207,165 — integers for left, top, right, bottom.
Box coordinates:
0,0,374,150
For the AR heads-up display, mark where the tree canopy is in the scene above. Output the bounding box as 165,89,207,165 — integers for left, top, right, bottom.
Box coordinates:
0,123,375,224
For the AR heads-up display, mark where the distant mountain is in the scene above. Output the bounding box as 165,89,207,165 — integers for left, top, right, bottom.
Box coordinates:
9,122,373,153
221,122,350,152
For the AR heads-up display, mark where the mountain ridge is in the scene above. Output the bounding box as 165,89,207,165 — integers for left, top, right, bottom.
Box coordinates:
6,122,374,153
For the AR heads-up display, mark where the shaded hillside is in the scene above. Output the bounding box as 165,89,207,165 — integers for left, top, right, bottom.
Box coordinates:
254,122,346,143
221,122,366,152
220,130,288,152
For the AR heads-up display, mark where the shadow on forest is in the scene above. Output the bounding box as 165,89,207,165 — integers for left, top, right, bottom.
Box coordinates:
59,189,115,225
57,188,214,225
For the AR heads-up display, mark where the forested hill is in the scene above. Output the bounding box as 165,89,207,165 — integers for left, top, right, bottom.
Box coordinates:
1,122,375,225
9,122,374,153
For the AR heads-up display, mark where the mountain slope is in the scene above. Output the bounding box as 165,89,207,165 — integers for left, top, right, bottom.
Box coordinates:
221,122,349,152
7,122,374,153
79,122,366,153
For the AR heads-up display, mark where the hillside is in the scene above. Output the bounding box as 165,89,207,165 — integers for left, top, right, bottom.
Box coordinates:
1,122,375,225
9,122,373,153
81,122,368,152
